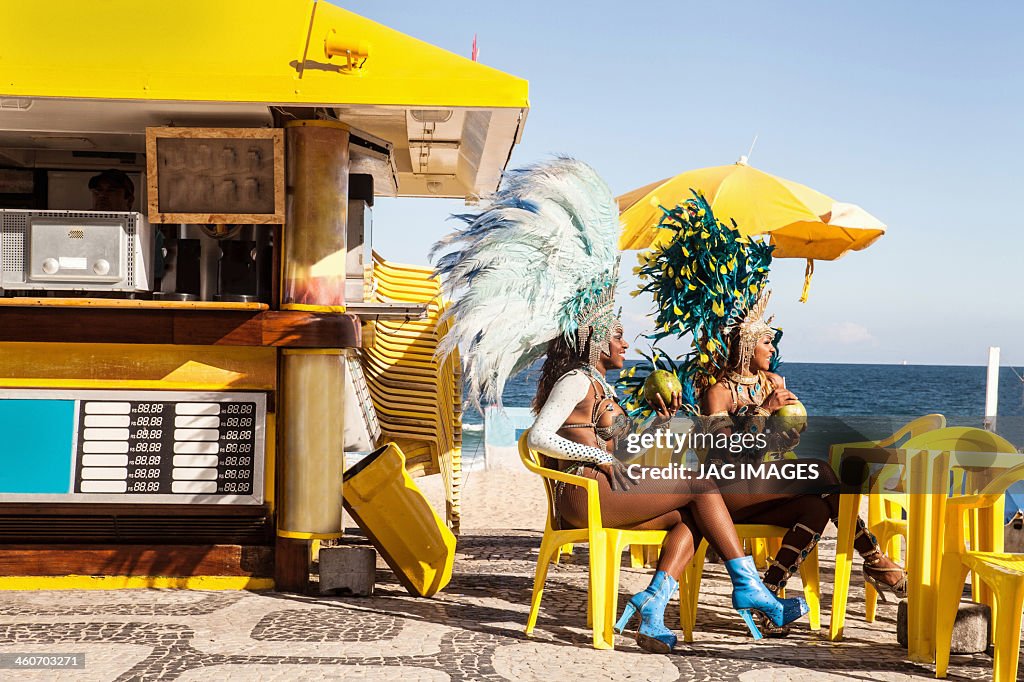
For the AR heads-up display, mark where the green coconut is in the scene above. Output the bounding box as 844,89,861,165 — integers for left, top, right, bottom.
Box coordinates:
643,369,682,407
775,400,808,432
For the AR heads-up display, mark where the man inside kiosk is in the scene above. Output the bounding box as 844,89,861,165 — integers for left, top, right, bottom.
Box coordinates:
88,169,134,211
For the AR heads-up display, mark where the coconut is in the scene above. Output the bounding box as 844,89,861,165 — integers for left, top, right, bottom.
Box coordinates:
642,369,682,407
774,400,808,432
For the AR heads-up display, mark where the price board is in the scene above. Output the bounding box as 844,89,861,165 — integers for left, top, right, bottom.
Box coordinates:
0,390,266,504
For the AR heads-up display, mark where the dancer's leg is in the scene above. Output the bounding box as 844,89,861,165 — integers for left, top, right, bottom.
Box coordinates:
733,495,831,594
559,466,808,647
718,458,904,590
625,507,704,578
559,467,742,561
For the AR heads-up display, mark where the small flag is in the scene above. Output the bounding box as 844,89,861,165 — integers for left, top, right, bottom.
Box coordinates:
471,34,479,62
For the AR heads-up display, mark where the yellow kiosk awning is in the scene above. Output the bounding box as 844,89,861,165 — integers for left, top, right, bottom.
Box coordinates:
0,0,530,197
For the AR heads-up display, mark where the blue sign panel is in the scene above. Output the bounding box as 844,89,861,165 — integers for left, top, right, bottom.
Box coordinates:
0,399,76,494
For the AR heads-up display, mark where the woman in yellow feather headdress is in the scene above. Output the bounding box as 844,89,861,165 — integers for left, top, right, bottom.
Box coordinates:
620,195,907,637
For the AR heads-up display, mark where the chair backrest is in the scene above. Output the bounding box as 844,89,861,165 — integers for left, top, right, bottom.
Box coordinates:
902,427,1018,497
902,426,1017,456
869,415,948,495
518,430,560,531
879,414,946,448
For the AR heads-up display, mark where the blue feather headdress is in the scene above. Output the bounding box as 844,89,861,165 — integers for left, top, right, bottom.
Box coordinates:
432,157,621,408
617,193,779,419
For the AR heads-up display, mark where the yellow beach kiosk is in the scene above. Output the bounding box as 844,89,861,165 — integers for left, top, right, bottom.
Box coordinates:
0,0,528,591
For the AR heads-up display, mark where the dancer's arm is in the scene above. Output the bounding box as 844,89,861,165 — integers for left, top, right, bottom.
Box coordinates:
700,384,799,458
527,372,616,465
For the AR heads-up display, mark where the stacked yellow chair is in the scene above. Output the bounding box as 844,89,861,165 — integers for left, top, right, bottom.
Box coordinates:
827,414,946,621
361,252,463,533
519,432,681,650
933,434,1023,682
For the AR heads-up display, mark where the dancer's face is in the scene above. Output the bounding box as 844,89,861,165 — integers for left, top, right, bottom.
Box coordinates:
604,324,628,370
750,333,776,372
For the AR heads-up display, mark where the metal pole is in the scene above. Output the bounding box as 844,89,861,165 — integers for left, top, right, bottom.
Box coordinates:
984,346,1000,431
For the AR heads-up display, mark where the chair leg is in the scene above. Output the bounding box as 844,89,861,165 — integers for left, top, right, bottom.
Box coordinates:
588,532,611,650
526,533,559,635
604,534,626,650
864,583,878,623
968,510,982,604
678,568,694,643
799,545,821,631
865,529,885,624
680,540,709,643
829,493,860,641
934,557,970,678
752,537,769,570
629,544,645,569
977,505,1003,610
992,580,1024,682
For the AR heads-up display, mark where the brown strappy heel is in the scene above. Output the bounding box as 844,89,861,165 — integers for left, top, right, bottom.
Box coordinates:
862,548,908,601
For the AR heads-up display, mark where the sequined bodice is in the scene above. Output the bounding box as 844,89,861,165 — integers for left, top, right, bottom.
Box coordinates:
725,370,772,411
561,366,631,444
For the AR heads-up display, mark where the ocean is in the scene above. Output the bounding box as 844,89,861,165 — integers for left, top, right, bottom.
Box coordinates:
460,362,1024,467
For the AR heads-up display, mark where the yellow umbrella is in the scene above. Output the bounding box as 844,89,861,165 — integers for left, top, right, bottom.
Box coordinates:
617,159,886,300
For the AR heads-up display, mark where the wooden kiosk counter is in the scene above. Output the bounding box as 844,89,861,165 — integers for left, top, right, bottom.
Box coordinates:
0,0,528,591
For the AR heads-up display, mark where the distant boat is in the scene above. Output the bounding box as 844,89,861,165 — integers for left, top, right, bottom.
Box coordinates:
901,360,908,366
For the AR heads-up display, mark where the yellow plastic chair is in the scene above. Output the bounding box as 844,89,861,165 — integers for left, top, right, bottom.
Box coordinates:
828,414,945,621
828,426,1015,646
679,525,821,642
936,460,1024,682
518,432,673,650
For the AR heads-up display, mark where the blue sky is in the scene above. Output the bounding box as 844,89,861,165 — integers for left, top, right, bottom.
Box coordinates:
344,1,1024,367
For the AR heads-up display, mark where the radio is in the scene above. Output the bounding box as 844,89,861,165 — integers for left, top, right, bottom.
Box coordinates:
0,209,154,294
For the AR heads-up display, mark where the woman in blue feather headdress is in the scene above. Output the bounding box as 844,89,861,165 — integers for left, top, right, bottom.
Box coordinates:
434,158,808,653
619,195,907,636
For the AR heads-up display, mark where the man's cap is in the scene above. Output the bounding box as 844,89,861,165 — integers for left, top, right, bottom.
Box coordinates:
88,169,134,195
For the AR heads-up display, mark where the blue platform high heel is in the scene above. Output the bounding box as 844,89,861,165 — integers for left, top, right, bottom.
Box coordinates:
725,556,808,640
613,570,678,653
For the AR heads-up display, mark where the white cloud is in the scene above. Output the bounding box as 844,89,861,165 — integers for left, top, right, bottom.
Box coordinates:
816,322,878,346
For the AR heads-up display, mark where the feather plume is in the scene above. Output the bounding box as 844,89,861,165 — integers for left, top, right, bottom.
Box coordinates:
616,193,776,416
431,157,620,409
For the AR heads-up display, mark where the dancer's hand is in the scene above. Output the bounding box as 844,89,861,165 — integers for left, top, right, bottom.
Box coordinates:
775,428,802,450
652,391,682,425
763,388,799,413
599,460,636,491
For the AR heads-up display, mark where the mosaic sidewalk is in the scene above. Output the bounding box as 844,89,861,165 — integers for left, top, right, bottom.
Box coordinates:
0,533,1005,681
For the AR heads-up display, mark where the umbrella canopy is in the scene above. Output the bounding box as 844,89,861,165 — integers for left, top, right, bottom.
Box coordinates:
617,159,885,261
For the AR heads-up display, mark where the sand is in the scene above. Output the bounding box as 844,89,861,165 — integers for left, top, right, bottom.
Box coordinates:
415,465,548,531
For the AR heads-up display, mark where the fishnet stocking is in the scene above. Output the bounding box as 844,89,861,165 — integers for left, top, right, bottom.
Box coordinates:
557,465,743,578
718,458,881,560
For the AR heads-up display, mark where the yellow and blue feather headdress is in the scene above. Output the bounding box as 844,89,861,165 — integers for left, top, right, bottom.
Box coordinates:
617,193,778,419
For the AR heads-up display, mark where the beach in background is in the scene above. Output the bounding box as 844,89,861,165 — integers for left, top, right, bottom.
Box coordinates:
460,362,1024,469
